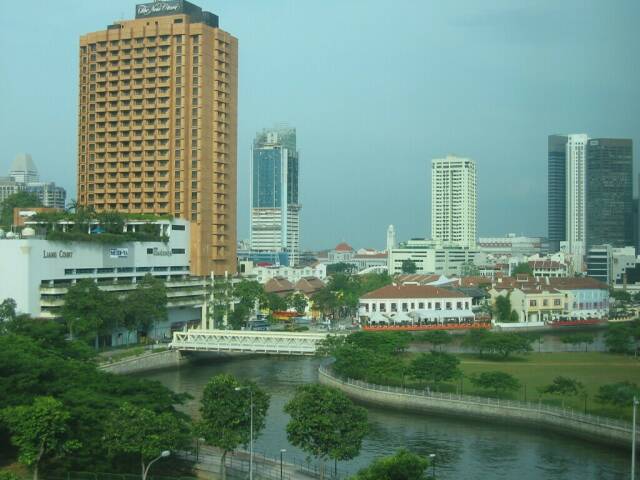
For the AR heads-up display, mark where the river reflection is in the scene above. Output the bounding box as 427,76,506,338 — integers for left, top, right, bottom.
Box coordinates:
143,354,629,479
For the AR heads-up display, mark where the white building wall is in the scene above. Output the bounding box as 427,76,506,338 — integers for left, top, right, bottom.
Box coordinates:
431,155,477,248
566,134,589,257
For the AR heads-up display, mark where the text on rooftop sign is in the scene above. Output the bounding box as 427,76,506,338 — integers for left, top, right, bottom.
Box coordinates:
136,1,182,18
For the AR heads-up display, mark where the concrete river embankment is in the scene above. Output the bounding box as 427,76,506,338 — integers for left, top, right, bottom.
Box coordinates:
318,366,638,450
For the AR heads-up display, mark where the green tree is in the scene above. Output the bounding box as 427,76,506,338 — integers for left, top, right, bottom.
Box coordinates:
459,261,480,277
461,328,490,355
287,292,308,314
104,403,190,479
123,274,168,340
470,371,520,397
604,323,633,353
228,303,251,330
234,280,265,309
197,374,270,480
0,298,17,322
0,192,42,227
610,289,632,304
401,259,417,274
61,279,122,344
285,384,368,479
560,333,595,352
1,397,80,480
596,381,640,409
480,332,533,359
348,331,412,355
357,273,392,295
511,263,533,276
350,449,429,480
493,294,518,323
416,330,452,351
409,352,461,386
540,376,584,408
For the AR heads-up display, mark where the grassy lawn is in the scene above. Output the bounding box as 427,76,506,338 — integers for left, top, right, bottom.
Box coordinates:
403,352,640,420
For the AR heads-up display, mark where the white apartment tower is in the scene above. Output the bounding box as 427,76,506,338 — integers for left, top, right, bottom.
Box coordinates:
250,126,300,265
386,224,396,252
431,155,477,248
565,134,588,258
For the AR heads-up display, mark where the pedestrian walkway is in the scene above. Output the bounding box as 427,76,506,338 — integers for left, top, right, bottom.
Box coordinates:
182,445,348,480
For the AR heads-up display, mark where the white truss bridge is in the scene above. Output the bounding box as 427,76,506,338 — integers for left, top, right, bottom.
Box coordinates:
171,329,331,355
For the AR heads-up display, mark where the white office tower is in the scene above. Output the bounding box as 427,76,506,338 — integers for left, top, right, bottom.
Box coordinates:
565,134,589,258
250,126,301,266
386,225,396,252
431,155,477,248
10,153,39,184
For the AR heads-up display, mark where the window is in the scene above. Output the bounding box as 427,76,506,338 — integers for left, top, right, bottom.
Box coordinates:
379,303,386,312
554,299,561,306
391,303,397,312
530,300,537,307
418,302,424,309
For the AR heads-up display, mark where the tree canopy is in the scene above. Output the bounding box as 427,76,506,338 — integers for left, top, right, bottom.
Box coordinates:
197,374,270,479
511,263,533,276
596,381,640,408
104,403,190,478
470,371,520,397
409,352,461,386
1,396,80,480
285,384,368,478
350,449,429,480
401,259,418,274
0,191,42,227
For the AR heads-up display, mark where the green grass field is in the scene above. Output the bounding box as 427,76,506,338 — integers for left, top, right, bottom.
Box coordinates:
403,352,640,419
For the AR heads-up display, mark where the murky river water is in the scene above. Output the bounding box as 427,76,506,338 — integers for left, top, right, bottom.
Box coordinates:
143,349,631,480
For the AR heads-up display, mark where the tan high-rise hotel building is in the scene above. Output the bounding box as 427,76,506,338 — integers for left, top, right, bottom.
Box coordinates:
77,0,237,276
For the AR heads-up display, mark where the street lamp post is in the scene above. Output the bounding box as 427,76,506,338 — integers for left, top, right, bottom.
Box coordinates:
632,396,638,480
142,450,170,480
235,386,254,480
429,453,436,479
280,449,286,480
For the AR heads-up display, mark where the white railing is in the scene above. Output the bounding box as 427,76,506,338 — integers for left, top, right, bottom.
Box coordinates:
171,329,330,355
319,366,636,434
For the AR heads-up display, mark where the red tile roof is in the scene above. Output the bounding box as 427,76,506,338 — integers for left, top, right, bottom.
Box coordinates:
335,242,353,252
396,274,441,285
361,284,467,300
549,277,608,290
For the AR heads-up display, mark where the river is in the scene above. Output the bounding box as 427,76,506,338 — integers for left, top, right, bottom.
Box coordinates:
143,352,631,480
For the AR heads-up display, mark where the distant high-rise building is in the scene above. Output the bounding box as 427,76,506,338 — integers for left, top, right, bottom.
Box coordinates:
586,138,633,248
10,153,39,184
431,155,476,248
26,182,67,209
547,135,567,252
76,0,238,276
386,224,396,252
565,134,589,258
0,177,25,204
250,126,301,265
548,134,588,256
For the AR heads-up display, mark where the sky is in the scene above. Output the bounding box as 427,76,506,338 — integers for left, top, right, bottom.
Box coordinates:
1,0,639,251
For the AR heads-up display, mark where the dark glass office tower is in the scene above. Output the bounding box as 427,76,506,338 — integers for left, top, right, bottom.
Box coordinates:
548,135,567,252
586,138,633,248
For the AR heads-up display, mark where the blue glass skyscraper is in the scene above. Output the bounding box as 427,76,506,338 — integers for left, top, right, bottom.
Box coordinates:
250,126,300,265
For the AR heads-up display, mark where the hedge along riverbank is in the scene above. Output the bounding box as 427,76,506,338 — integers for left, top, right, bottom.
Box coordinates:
318,366,639,450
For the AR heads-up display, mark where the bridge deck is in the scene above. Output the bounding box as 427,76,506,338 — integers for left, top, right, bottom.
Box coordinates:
171,329,330,355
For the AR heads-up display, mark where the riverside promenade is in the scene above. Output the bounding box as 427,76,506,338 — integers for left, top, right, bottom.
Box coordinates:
318,366,639,449
181,444,348,480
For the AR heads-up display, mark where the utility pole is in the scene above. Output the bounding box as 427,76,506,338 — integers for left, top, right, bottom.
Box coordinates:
633,396,638,480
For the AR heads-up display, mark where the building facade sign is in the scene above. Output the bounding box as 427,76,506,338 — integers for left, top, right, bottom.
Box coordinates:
109,248,129,259
152,247,172,257
42,250,72,259
136,1,182,18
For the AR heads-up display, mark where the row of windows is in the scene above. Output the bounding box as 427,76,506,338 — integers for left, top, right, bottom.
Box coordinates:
361,301,470,313
64,265,188,275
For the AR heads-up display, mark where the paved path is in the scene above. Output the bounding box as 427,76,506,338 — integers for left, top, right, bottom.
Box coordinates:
184,445,333,480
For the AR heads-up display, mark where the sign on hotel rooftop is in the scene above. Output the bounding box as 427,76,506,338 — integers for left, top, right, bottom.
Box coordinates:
135,0,219,28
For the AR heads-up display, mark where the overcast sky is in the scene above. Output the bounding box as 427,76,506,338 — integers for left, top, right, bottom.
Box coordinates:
1,0,639,250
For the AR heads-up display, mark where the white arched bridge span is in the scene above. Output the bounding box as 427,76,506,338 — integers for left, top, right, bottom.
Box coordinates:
171,329,332,355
